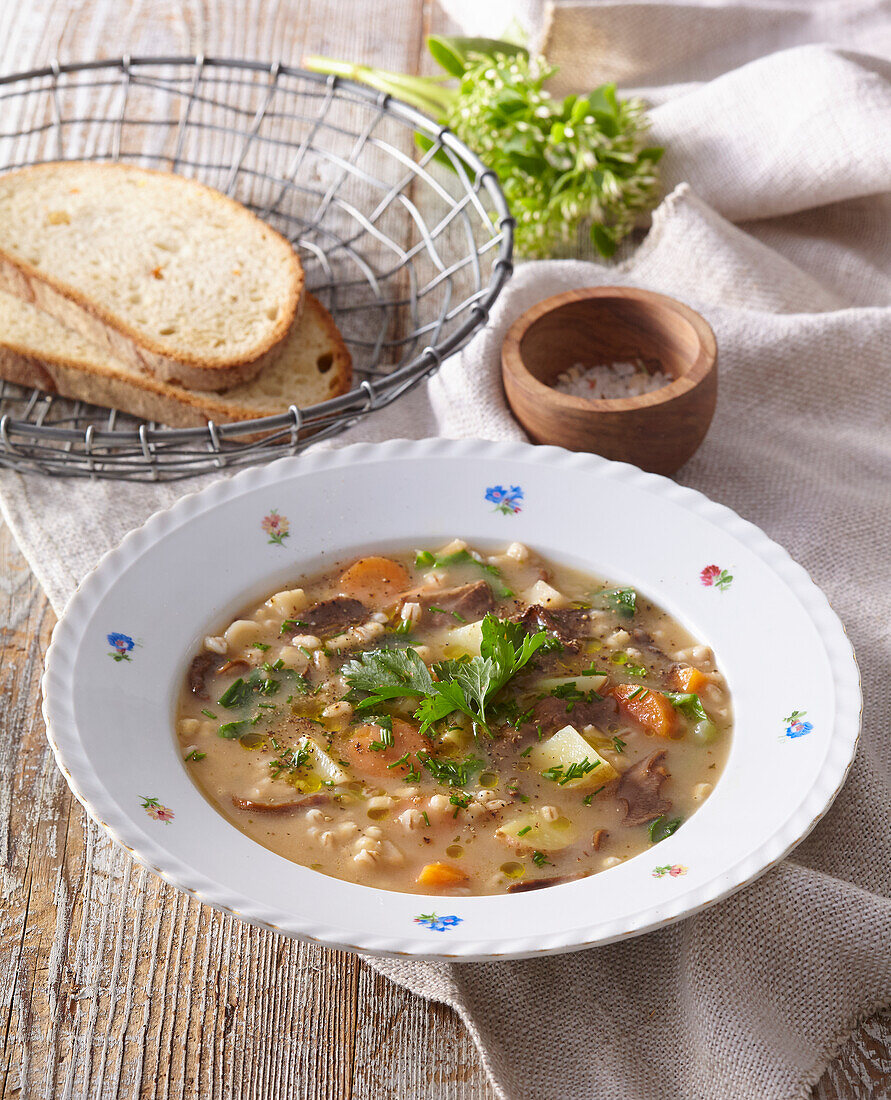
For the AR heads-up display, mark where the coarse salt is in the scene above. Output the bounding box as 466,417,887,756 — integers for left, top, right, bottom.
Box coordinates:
553,360,672,400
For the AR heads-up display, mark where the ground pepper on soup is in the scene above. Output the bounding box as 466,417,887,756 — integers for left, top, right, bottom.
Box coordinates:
176,541,732,896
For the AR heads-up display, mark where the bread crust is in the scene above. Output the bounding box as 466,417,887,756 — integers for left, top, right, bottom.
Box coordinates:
0,162,305,390
0,294,352,429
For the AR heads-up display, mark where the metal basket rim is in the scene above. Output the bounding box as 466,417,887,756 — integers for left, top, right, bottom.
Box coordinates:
0,55,514,448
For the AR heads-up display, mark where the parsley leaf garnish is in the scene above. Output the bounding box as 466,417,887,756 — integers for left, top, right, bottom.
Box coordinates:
341,648,434,710
649,815,683,843
664,690,718,742
480,614,556,681
595,587,637,618
415,673,484,732
218,678,255,709
218,720,249,739
664,692,708,721
342,614,556,736
218,666,302,709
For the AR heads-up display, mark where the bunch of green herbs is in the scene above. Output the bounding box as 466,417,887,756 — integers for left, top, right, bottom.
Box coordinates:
306,36,662,258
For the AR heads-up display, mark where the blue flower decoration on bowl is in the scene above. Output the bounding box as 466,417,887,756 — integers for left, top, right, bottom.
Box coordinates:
486,484,523,515
783,709,813,739
107,632,135,662
414,912,463,932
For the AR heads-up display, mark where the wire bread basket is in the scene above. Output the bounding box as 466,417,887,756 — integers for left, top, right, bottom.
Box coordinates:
0,56,513,480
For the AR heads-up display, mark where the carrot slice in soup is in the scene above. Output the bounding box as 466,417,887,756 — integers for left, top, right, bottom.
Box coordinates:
608,683,681,739
670,665,708,693
338,556,411,607
417,862,468,888
339,718,426,779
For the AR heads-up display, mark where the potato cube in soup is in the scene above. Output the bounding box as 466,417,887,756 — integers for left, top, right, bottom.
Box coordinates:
441,619,484,657
529,724,618,787
265,588,308,619
497,811,578,852
521,579,572,608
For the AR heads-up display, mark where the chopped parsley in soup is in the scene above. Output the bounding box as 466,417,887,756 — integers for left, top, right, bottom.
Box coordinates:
176,541,731,896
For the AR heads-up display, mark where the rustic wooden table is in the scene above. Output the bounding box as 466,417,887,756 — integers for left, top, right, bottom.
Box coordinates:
1,2,889,1097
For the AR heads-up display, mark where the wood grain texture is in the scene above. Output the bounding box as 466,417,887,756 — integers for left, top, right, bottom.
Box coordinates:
0,3,889,1098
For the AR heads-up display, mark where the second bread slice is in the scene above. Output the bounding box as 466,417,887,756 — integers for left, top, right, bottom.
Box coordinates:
0,162,305,391
0,289,351,429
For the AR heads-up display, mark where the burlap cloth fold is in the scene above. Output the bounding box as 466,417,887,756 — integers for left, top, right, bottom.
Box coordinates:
2,6,890,1098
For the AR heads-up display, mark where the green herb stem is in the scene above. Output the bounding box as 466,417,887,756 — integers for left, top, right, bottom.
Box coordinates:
307,40,661,259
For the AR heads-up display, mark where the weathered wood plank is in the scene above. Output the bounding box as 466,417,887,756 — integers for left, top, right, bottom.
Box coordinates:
814,1009,891,1100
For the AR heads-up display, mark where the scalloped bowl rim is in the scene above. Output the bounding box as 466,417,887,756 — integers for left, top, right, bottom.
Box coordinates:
41,438,861,960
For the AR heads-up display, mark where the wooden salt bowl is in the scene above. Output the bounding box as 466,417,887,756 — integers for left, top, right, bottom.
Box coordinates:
501,287,717,475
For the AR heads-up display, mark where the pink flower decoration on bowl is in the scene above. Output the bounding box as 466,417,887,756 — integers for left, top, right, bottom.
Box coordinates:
141,796,174,823
652,863,688,879
262,509,290,546
700,564,733,591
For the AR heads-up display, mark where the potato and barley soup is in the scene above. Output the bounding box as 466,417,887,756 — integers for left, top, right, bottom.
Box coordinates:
177,541,732,896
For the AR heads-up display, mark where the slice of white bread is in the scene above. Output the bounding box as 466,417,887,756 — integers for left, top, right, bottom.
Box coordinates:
0,162,305,391
0,289,351,428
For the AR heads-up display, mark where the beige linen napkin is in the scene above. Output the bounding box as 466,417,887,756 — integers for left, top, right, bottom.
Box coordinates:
440,0,891,98
2,21,891,1100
